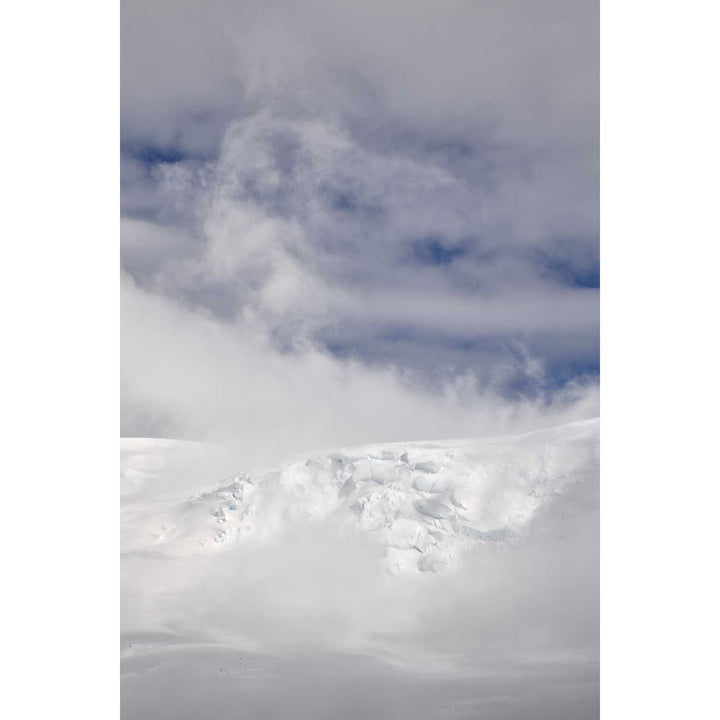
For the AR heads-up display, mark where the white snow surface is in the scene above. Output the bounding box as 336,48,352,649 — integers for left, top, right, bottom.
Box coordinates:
121,421,599,719
122,419,598,575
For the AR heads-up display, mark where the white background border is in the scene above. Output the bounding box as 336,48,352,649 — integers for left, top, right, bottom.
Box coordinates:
3,1,119,716
601,0,719,716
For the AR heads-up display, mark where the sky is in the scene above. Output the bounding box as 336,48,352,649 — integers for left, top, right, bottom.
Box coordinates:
121,0,599,462
119,6,600,712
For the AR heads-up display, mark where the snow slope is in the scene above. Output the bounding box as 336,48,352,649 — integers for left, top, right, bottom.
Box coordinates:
121,419,598,575
121,420,599,719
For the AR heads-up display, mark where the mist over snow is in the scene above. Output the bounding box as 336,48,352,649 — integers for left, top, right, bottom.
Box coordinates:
121,422,598,718
121,1,599,717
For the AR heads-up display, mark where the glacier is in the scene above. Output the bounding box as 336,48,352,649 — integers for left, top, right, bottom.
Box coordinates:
121,419,599,719
122,419,598,574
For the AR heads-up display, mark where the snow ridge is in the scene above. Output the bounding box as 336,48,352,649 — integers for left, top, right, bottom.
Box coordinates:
123,419,598,574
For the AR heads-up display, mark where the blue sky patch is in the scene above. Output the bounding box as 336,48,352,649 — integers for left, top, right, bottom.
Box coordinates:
411,237,468,266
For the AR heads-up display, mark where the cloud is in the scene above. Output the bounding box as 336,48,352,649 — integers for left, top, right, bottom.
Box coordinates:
122,275,597,466
122,112,597,393
121,0,599,437
121,0,598,151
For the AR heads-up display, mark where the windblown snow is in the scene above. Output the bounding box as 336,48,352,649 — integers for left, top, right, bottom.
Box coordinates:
121,420,599,719
122,419,597,575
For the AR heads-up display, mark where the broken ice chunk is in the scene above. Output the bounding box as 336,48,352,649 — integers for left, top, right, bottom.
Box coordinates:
339,479,356,498
413,474,450,493
387,518,428,551
369,460,398,485
352,462,372,484
329,453,354,481
370,450,398,461
414,460,442,474
414,499,453,520
418,549,453,573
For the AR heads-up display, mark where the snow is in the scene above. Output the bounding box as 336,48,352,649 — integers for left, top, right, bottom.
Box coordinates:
122,419,598,574
121,420,599,719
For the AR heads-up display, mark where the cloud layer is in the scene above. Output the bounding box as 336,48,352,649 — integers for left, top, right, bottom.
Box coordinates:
121,0,599,445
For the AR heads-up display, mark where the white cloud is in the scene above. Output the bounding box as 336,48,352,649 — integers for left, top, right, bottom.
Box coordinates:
122,275,598,467
123,113,598,361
